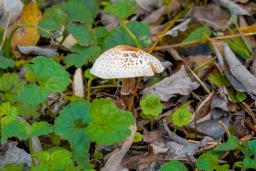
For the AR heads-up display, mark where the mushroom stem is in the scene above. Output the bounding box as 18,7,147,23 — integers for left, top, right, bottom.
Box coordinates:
121,78,136,95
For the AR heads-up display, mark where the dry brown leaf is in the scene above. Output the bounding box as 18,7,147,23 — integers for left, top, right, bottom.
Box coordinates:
11,1,41,57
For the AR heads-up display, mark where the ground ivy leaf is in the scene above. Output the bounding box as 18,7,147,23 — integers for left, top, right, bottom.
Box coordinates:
242,140,256,158
104,0,136,20
26,56,70,92
105,21,152,49
1,119,30,142
158,160,188,171
0,102,18,127
196,153,218,171
61,0,98,24
39,6,70,38
54,101,91,167
67,23,96,47
169,102,193,127
30,121,52,137
214,135,241,151
86,98,135,145
140,94,163,117
64,45,101,68
33,149,80,171
0,51,15,69
17,83,50,105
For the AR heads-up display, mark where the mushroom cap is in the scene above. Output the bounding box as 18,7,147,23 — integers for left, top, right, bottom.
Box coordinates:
90,45,164,79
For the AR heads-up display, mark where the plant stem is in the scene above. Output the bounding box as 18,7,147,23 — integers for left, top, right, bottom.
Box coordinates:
91,84,118,90
150,119,154,131
87,79,93,101
120,21,141,48
29,137,36,166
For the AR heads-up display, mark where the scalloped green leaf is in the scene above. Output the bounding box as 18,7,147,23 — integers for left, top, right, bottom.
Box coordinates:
86,98,135,145
26,57,70,92
64,45,101,68
140,94,163,117
0,52,15,69
31,121,53,137
39,6,70,38
54,100,91,168
104,0,136,20
67,23,96,47
169,102,192,127
17,83,50,105
158,160,188,171
105,21,152,49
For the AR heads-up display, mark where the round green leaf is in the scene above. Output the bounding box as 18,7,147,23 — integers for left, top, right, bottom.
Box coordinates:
158,160,188,171
140,94,163,117
86,98,135,145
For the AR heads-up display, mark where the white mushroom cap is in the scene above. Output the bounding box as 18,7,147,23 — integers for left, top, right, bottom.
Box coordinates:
90,45,164,79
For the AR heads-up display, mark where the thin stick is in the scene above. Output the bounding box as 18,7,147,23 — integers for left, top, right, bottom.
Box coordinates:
218,120,230,136
0,13,12,49
152,32,256,51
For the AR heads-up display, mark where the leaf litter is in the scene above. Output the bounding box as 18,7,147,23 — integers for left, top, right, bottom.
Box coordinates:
0,0,256,170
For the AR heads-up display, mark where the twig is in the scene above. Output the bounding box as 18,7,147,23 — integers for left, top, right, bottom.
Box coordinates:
163,119,189,145
218,120,230,136
0,12,12,49
152,32,256,51
241,102,256,125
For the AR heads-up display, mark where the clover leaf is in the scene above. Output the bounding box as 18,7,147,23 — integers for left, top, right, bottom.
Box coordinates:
86,98,135,145
169,102,193,127
140,94,163,117
104,0,136,20
105,21,152,49
158,160,188,171
54,100,91,168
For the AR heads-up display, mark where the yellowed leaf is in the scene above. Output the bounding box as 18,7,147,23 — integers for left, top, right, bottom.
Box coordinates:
11,1,41,57
240,24,256,33
20,1,41,25
11,27,40,57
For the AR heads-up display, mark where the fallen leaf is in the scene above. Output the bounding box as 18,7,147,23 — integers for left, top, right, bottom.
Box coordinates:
213,0,249,15
10,1,41,57
143,66,199,102
72,68,84,98
0,142,32,167
0,0,24,27
17,45,57,57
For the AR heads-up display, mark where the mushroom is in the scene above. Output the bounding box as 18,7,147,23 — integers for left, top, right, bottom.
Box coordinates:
90,45,164,95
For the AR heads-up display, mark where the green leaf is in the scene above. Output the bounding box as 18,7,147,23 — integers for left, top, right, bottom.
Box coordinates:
183,25,212,42
104,0,136,20
0,102,18,127
140,94,163,117
169,102,192,127
67,23,96,47
243,159,256,169
65,45,101,68
196,153,218,171
26,56,70,92
39,6,70,38
208,72,230,87
158,160,188,171
242,140,256,158
33,149,79,171
86,98,135,145
84,69,96,80
214,135,241,151
54,100,91,167
227,39,251,59
1,119,29,142
17,83,50,105
31,121,53,137
133,132,143,143
0,164,23,171
105,21,152,49
95,26,109,50
62,0,98,24
0,51,15,69
235,91,247,102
